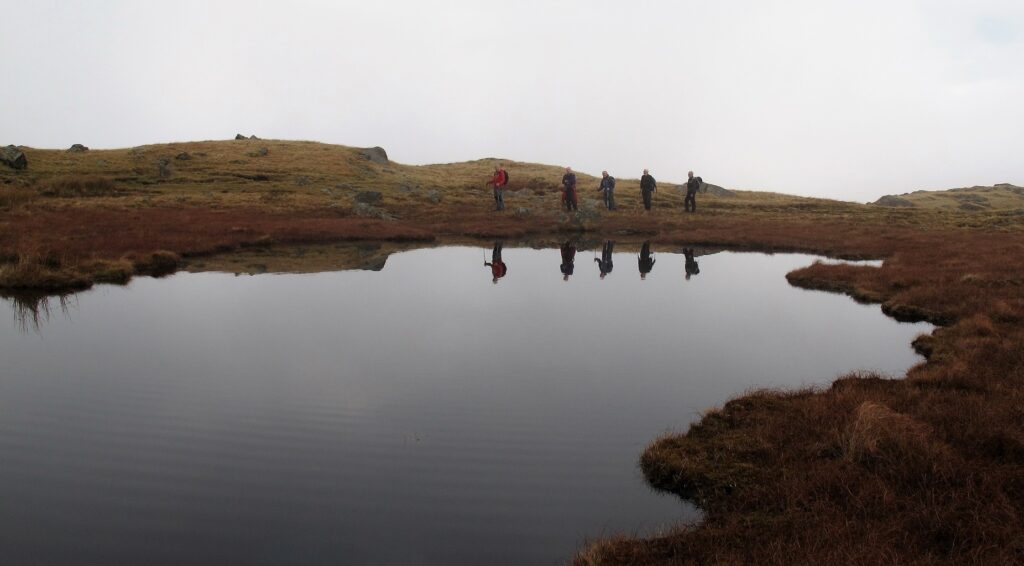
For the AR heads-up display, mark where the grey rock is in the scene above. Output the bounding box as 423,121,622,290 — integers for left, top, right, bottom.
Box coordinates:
249,135,259,140
175,152,192,161
873,195,915,207
427,189,442,204
514,207,531,217
1,145,28,170
235,134,247,140
355,190,382,204
95,159,108,167
702,183,737,197
247,147,269,157
295,176,312,187
156,158,173,178
353,202,394,220
358,146,388,164
67,144,89,153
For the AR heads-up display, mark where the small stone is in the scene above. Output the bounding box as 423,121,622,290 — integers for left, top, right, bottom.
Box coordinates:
427,190,442,204
247,147,269,158
295,176,311,187
175,152,192,161
514,207,531,217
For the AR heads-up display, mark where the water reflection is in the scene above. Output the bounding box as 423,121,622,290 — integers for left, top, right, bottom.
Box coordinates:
484,241,507,284
638,241,656,280
2,291,75,334
560,241,576,281
684,248,700,281
595,241,614,280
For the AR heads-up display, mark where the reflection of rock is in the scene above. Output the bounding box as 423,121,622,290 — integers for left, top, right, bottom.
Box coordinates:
1,145,28,170
183,242,419,275
358,146,388,164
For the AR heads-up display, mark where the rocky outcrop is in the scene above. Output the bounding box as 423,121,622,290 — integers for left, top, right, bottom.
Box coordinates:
873,195,915,207
358,147,388,164
175,152,192,161
355,190,382,204
67,144,89,153
235,134,247,140
1,145,28,170
703,183,736,197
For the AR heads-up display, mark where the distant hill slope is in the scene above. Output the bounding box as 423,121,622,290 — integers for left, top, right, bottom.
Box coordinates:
872,184,1024,211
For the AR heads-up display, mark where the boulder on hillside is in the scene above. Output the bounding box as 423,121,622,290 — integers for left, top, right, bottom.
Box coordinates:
702,183,736,197
355,190,382,204
175,152,192,161
249,135,259,140
873,195,915,207
358,146,388,164
235,134,247,140
1,145,28,170
67,144,89,153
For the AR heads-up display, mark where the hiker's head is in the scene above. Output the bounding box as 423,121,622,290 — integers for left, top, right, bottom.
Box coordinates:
495,165,500,172
688,171,694,178
602,171,608,178
565,167,572,173
643,169,649,175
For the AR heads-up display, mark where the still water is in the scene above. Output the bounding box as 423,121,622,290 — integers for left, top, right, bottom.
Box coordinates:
0,244,930,565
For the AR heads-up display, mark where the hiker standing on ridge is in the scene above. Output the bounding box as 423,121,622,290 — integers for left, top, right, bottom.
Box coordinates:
561,167,578,212
487,164,509,211
560,241,577,281
640,169,657,212
597,171,616,211
638,241,655,280
684,171,703,213
484,241,507,284
595,240,614,279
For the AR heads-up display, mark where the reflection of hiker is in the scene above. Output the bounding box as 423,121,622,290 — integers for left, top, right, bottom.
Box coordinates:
684,171,703,213
484,241,507,284
596,171,616,210
684,248,700,281
638,241,655,280
595,240,614,279
560,241,577,281
640,169,657,212
561,167,578,212
487,165,509,211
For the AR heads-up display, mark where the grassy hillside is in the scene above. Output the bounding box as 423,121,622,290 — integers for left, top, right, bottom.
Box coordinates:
873,183,1024,211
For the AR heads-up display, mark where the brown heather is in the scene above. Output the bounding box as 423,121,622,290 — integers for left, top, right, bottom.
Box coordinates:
2,139,1024,564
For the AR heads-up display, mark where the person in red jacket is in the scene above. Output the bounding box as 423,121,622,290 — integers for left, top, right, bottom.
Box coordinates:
486,164,508,211
484,241,507,283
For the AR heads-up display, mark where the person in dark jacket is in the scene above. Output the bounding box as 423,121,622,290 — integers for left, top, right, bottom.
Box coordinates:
684,248,700,281
484,241,507,284
638,241,655,280
640,169,657,211
486,165,508,211
595,240,614,279
561,167,578,212
560,241,576,281
684,171,703,213
596,171,616,210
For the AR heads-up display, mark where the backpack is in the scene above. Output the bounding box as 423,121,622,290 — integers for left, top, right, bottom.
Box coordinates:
502,170,509,186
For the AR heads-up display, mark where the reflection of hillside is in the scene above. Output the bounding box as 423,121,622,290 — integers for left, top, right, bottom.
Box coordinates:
183,242,423,275
2,291,75,334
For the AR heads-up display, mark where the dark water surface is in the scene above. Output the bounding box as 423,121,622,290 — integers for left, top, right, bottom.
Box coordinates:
0,245,930,565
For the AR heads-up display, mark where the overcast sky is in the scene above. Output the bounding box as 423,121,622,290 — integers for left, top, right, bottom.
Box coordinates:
2,1,1022,200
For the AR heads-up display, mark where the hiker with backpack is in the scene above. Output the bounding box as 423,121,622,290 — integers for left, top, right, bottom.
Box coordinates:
640,169,657,212
561,167,578,212
595,240,614,279
638,241,655,280
596,171,616,210
484,241,507,284
560,241,577,281
487,165,509,211
685,171,703,213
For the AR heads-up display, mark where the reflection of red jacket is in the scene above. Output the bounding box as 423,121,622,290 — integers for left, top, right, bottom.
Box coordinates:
490,261,507,278
490,170,507,188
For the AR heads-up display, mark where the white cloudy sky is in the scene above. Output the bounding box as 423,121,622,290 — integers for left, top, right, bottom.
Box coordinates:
2,0,1022,200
